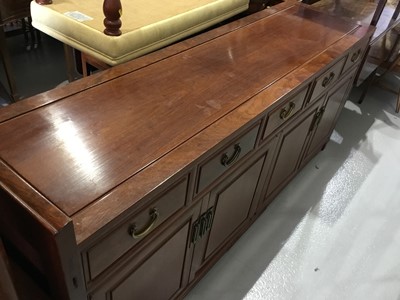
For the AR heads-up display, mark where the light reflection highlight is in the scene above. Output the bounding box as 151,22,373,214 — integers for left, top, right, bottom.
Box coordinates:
54,119,100,181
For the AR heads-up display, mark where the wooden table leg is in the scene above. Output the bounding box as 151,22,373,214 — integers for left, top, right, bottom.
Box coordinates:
81,52,111,77
0,25,19,102
63,44,77,82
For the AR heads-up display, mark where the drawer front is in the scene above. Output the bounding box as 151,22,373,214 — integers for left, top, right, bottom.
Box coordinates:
263,86,308,139
308,57,345,104
196,124,260,193
342,39,369,74
89,219,193,300
85,177,188,281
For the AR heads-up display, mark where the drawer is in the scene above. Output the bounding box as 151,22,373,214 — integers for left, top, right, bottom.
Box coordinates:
308,57,346,104
342,38,369,74
89,210,196,300
263,86,308,139
85,176,188,281
196,124,260,193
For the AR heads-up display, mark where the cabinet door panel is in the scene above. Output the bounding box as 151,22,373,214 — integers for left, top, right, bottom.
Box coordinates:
266,106,318,199
189,139,278,282
109,224,188,300
304,73,354,162
85,177,188,281
205,156,264,259
90,203,201,300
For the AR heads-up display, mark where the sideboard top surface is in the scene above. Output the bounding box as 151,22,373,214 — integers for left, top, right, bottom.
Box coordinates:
0,4,366,228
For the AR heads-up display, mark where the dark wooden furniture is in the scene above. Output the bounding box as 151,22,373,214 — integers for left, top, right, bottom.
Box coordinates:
34,0,284,36
31,0,250,78
247,0,284,13
0,2,372,299
0,0,35,102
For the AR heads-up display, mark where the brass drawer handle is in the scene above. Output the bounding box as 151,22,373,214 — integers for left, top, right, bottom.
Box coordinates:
221,144,241,167
310,107,325,132
280,102,295,120
129,208,159,239
351,49,361,63
322,72,335,87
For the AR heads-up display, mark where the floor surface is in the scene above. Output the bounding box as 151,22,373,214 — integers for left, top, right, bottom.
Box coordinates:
1,23,400,300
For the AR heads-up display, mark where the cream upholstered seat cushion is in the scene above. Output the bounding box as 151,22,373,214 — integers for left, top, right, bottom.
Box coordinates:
31,0,249,66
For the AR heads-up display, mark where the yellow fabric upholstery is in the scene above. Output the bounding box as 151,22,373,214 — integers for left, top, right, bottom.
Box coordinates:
31,0,249,65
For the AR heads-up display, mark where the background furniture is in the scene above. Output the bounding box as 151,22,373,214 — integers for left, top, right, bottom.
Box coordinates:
31,0,250,77
0,0,38,102
247,0,283,13
306,0,400,112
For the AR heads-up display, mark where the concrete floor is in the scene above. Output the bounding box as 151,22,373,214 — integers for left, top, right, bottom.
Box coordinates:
2,22,400,300
185,78,400,300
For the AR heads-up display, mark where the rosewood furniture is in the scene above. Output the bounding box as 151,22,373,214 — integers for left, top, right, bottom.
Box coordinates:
0,2,373,299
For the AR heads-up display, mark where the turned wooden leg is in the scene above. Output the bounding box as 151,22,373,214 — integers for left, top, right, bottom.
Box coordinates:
103,0,122,36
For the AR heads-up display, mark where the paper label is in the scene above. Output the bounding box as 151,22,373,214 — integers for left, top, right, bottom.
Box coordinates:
64,11,93,22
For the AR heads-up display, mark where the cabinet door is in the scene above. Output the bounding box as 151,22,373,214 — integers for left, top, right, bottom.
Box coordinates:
189,141,277,281
205,156,264,259
89,202,201,300
264,103,320,201
303,72,355,164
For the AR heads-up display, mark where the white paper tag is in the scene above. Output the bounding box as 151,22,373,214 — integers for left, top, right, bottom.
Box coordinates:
64,11,93,22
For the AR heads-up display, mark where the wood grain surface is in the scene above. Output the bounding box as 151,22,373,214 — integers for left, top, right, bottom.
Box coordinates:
0,5,359,216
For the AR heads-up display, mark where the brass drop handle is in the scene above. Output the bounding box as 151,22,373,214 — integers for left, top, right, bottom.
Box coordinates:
129,208,159,239
221,144,241,167
322,72,335,87
280,102,295,120
191,221,200,246
310,107,325,132
351,49,361,63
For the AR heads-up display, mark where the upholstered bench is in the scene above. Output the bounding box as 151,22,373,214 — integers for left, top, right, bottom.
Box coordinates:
31,0,249,76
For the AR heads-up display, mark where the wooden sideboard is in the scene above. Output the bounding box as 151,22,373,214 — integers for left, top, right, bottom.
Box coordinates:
0,2,373,299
